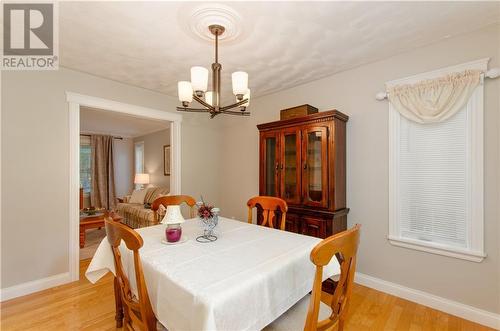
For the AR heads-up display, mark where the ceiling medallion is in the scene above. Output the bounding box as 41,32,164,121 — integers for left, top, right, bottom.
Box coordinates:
186,4,243,43
177,24,250,118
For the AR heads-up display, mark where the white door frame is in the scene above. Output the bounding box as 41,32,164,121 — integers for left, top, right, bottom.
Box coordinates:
66,92,182,281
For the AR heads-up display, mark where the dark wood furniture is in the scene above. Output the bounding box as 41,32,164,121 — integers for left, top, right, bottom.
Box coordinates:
79,211,122,248
79,188,84,210
151,194,197,223
247,196,288,230
257,109,349,238
105,218,158,331
304,224,361,331
280,104,318,120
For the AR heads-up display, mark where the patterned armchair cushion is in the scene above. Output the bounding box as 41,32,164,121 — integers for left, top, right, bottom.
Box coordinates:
115,187,169,228
144,187,170,204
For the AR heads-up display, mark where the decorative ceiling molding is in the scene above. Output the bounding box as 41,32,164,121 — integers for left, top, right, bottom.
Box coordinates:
179,3,245,44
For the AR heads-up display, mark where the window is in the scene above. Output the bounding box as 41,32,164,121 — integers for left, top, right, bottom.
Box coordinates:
388,61,485,262
80,136,92,195
134,141,145,189
135,141,144,173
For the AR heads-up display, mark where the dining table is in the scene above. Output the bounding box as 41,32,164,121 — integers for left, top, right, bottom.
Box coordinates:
86,217,340,331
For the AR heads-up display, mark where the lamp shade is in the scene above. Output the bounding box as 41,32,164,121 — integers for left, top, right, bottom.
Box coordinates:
161,205,185,225
190,66,209,92
178,81,193,102
241,89,250,107
134,173,150,185
231,71,248,95
205,91,219,106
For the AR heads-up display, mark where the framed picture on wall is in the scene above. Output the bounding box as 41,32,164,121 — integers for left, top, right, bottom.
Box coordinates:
163,145,171,176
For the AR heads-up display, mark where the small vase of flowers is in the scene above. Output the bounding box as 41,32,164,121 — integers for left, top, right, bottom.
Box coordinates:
196,197,220,243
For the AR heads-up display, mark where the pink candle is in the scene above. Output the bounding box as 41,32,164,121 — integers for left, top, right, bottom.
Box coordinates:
166,225,182,242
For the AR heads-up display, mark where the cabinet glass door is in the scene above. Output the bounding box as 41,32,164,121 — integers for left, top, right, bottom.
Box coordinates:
260,132,279,196
302,126,328,207
280,129,301,204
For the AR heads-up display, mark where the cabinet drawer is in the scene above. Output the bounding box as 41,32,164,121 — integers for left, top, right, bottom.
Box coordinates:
284,213,300,233
301,217,327,238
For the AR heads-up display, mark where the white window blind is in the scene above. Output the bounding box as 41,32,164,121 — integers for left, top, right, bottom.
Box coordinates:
388,59,486,262
398,106,468,248
80,136,92,195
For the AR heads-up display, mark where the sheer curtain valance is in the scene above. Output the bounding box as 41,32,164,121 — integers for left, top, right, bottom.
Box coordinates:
387,69,481,123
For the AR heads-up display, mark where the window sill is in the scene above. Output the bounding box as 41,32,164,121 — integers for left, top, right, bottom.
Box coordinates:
388,236,486,263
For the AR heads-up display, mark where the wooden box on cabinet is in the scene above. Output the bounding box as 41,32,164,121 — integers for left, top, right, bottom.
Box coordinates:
257,110,349,238
280,104,318,120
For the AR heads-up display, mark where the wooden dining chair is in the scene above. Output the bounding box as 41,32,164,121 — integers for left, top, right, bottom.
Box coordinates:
263,225,361,331
151,195,197,224
247,196,288,230
304,224,361,331
105,218,159,331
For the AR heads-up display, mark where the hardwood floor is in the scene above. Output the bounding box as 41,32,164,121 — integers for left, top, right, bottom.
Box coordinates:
0,260,494,331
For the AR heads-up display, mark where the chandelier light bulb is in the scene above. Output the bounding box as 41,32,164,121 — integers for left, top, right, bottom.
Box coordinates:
232,71,249,96
178,81,193,104
191,66,209,94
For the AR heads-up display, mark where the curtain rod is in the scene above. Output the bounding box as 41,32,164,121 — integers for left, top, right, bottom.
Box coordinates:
80,133,123,140
375,68,500,101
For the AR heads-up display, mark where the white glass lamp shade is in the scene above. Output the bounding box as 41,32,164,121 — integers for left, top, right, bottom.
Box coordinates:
161,205,185,225
178,81,193,103
190,66,209,93
205,91,214,106
205,91,220,106
232,71,248,95
134,173,150,185
241,89,250,107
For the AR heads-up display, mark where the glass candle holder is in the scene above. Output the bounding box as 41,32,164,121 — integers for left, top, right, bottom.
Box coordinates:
166,223,182,243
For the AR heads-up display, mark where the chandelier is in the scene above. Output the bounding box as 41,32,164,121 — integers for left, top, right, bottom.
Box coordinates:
177,25,250,118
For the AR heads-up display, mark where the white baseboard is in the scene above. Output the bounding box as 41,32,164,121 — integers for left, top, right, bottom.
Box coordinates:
355,272,500,330
0,272,71,302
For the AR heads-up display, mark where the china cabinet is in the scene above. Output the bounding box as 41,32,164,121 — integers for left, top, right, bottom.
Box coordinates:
257,110,349,238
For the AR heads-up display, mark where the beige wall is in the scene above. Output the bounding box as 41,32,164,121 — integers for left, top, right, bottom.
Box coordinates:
1,67,222,288
134,129,170,190
113,137,134,197
218,24,500,313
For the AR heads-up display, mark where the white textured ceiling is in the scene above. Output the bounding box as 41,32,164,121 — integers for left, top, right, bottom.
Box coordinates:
80,107,170,138
60,2,500,102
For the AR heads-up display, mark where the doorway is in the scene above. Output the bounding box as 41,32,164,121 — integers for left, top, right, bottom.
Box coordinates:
67,92,182,281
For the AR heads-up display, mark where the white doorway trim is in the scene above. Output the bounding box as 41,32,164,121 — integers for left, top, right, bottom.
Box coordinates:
66,92,182,281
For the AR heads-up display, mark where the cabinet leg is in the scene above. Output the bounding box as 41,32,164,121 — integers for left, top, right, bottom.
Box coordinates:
114,277,124,328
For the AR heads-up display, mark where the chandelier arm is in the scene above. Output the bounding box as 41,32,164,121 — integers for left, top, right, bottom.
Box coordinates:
220,110,251,116
219,98,249,112
176,107,211,113
192,94,215,111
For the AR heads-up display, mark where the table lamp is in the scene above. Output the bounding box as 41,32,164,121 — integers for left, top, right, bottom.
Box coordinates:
134,173,150,189
162,205,185,242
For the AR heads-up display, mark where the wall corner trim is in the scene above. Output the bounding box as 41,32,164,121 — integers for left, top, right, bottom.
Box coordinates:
355,272,500,330
0,272,71,302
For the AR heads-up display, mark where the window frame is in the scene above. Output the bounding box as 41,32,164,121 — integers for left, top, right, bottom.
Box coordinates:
388,59,487,262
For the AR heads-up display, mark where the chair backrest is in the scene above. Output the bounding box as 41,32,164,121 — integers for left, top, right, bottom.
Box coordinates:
151,195,197,223
247,196,288,230
105,218,157,331
304,224,361,331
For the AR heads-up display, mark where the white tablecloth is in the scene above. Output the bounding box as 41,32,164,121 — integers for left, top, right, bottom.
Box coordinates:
86,217,340,331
